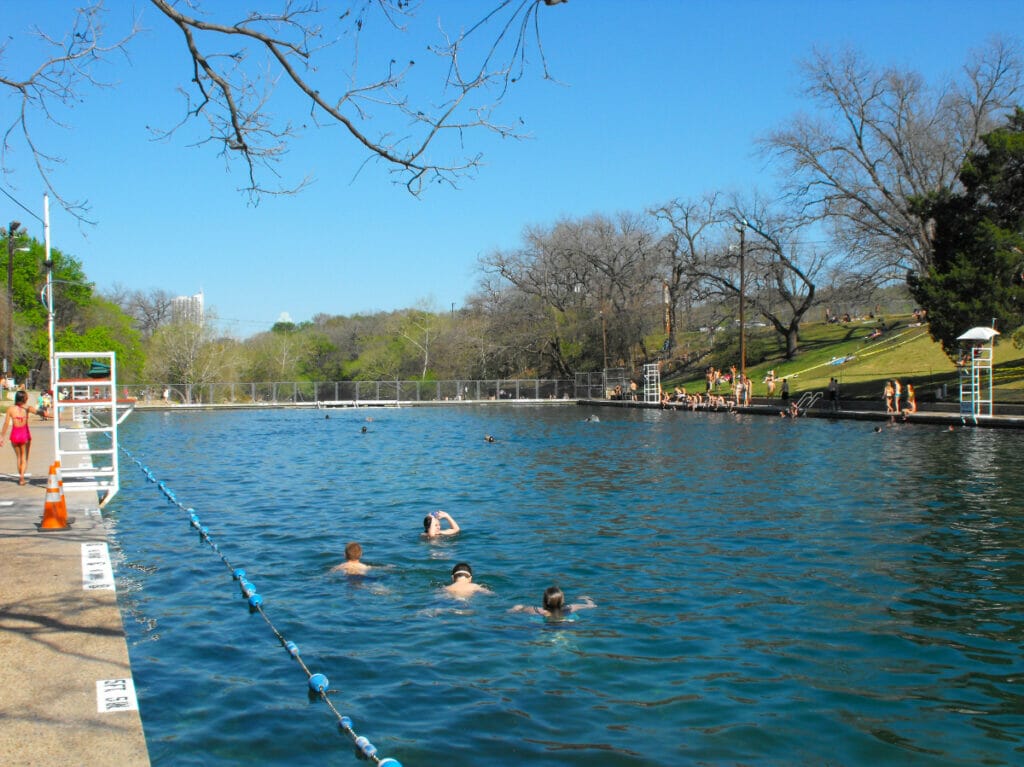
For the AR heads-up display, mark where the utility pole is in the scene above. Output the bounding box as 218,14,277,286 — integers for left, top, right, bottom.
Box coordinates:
600,304,608,370
735,221,747,378
6,220,21,382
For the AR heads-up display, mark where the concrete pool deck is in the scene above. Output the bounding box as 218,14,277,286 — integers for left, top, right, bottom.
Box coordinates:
581,397,1024,427
0,418,149,766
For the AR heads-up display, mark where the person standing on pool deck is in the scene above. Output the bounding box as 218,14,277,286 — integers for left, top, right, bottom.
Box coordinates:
423,509,460,538
0,390,44,485
330,542,370,575
904,381,917,413
510,586,596,618
780,378,789,403
445,562,491,598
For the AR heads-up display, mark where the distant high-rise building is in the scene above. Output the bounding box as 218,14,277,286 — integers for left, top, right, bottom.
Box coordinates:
171,291,204,324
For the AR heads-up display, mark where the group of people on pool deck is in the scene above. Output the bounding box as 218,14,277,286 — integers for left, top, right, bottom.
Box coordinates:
331,510,596,618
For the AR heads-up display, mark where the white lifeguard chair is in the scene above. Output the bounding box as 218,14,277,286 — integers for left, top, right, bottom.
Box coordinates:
956,326,999,422
51,351,133,507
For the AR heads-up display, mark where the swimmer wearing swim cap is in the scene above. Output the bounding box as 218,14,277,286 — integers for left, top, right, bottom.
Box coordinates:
444,562,491,598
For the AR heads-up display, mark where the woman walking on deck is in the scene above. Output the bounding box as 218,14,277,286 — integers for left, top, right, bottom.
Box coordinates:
0,390,45,485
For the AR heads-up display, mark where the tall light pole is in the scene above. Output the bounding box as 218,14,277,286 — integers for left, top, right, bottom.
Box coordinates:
735,220,747,378
44,195,54,392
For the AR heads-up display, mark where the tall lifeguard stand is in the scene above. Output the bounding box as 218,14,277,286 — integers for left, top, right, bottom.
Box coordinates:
643,362,661,403
957,326,999,422
51,351,133,507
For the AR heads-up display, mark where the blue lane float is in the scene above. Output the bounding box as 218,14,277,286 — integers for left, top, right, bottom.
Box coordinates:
119,445,402,767
309,673,329,693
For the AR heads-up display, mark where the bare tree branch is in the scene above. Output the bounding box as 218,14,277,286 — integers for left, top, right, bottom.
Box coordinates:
2,1,566,218
0,2,141,221
761,38,1022,276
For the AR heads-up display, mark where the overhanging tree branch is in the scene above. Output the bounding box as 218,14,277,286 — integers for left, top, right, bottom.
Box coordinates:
2,1,567,218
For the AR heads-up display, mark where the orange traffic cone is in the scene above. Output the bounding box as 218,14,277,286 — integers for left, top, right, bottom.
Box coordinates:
53,460,68,520
39,463,69,530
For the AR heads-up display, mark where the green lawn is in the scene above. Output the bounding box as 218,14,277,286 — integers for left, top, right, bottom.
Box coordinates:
663,314,1024,403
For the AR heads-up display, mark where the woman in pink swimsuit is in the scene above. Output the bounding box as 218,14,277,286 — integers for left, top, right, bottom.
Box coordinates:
0,390,44,485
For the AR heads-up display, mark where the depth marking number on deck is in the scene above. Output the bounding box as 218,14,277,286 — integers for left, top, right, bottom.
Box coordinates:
96,678,139,713
81,542,115,590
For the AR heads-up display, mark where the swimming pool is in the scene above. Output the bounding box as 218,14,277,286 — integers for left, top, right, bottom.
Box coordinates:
109,406,1024,765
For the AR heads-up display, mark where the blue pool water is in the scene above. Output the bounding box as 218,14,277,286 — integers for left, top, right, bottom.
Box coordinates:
109,406,1024,765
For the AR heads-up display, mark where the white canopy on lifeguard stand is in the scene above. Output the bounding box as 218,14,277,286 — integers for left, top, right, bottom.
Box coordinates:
957,326,999,421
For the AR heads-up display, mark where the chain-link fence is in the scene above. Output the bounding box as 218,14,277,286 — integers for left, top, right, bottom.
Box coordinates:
133,379,577,405
573,369,633,400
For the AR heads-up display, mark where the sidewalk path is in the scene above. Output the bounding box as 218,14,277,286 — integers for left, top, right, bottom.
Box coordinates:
0,416,149,765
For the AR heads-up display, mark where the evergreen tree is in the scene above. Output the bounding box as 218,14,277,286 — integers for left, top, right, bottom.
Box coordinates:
909,108,1024,357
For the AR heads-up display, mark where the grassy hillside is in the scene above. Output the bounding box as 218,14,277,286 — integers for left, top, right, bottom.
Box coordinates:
662,313,1024,404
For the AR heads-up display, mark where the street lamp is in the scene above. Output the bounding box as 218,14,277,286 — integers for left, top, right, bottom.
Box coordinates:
734,220,748,378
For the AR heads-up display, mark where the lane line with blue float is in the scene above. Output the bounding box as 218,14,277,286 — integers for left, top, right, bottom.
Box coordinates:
118,444,403,767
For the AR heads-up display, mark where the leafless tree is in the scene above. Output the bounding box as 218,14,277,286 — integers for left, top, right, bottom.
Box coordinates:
654,194,832,359
650,193,727,346
106,285,176,339
731,202,830,359
762,38,1022,277
480,212,662,374
2,1,568,220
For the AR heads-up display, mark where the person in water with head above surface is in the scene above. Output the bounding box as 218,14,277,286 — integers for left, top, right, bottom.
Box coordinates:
330,541,370,575
444,562,491,598
423,509,460,538
510,586,596,618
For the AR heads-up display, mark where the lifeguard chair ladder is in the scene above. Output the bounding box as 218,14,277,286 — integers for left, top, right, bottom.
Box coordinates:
956,326,998,423
643,362,661,403
52,351,132,507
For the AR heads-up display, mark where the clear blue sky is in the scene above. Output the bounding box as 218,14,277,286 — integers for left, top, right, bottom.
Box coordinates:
2,1,1022,337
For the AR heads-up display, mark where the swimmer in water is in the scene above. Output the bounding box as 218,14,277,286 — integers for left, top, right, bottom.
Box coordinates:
423,509,460,538
484,434,496,443
330,541,370,575
444,562,491,598
510,586,596,618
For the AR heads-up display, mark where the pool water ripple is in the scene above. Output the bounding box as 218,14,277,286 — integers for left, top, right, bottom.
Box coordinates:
108,406,1024,765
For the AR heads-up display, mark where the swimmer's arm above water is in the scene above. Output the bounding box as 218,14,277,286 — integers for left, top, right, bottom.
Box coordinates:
566,596,596,612
436,510,460,535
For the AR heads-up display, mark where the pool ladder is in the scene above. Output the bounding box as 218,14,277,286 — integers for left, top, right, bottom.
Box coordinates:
795,391,822,413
